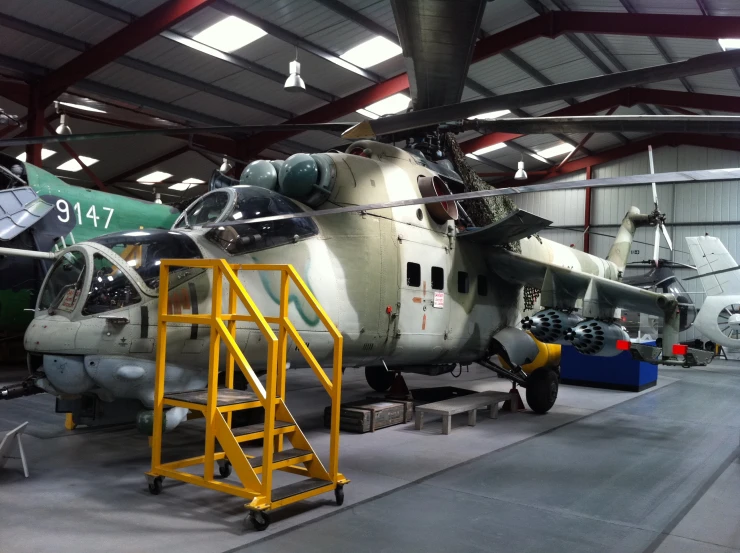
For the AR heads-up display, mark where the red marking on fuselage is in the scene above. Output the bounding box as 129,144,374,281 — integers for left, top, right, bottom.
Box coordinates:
422,314,426,330
412,297,422,303
423,281,427,297
168,288,191,314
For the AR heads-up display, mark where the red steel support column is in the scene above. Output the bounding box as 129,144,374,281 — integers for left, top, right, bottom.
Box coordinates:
584,166,593,253
25,87,44,167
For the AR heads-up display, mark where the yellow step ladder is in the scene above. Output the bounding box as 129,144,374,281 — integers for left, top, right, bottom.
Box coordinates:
145,259,348,531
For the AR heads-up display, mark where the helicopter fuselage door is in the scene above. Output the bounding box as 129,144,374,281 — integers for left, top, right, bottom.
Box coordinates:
396,239,450,364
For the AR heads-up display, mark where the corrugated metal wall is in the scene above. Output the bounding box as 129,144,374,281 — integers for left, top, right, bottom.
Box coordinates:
514,145,740,341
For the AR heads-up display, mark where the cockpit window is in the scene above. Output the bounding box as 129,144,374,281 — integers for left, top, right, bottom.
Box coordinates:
174,190,230,228
207,186,318,255
91,230,202,290
82,254,142,315
39,251,86,312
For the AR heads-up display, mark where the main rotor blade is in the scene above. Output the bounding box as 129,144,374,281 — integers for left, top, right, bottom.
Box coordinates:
684,265,740,281
473,115,740,135
0,123,357,148
343,48,740,139
653,225,661,267
204,166,740,227
661,223,673,251
648,144,658,211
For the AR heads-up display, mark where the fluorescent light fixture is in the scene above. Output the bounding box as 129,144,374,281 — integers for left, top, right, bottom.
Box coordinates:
137,171,172,184
193,16,266,52
357,93,410,118
340,36,402,69
470,143,507,156
356,108,379,120
468,110,511,120
719,38,740,51
536,142,575,159
16,149,56,162
56,156,99,172
59,101,106,113
169,177,204,191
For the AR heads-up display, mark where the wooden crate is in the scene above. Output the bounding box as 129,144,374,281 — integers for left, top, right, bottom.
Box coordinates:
323,399,414,433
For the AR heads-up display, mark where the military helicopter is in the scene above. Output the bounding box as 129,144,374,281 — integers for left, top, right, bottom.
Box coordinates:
0,152,179,343
0,127,727,427
2,0,736,425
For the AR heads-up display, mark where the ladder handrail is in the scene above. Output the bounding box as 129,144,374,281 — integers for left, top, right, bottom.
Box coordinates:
154,258,345,498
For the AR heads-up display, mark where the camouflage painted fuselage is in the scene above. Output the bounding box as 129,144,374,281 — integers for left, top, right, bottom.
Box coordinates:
24,141,623,406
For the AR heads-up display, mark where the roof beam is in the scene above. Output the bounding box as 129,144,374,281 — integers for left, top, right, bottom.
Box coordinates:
537,0,657,116
498,133,740,187
212,0,381,83
0,13,295,119
104,145,190,184
39,0,217,104
245,9,740,155
65,0,337,102
44,120,107,191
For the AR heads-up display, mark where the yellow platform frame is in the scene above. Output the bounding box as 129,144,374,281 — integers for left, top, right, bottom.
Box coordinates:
147,259,347,514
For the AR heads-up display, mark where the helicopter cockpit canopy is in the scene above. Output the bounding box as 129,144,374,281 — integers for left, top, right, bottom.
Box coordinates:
90,230,202,290
174,186,318,256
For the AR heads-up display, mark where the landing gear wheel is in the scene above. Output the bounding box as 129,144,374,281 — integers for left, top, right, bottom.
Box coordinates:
334,484,344,506
365,366,394,392
148,476,163,495
525,367,559,414
246,511,270,531
219,461,232,478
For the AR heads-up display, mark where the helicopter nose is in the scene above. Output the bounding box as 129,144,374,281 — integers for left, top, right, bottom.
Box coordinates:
24,316,81,353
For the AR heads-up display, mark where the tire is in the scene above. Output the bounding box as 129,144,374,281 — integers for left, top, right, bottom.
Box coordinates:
219,461,232,478
525,367,559,414
335,485,344,506
148,476,163,495
246,511,270,531
365,366,394,393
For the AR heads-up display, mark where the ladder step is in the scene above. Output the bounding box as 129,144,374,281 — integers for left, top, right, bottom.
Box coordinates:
249,448,311,469
232,420,294,437
164,388,257,407
272,478,333,502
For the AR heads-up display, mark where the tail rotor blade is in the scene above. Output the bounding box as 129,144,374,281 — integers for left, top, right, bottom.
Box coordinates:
648,145,658,211
661,223,673,251
653,224,661,266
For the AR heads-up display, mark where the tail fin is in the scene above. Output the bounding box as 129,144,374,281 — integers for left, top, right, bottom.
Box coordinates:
686,236,740,296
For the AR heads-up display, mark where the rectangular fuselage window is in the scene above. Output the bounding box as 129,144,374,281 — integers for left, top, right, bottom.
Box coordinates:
458,271,469,293
407,262,421,287
431,266,444,290
478,275,488,296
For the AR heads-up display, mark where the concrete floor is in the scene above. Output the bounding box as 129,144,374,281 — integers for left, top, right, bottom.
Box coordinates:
1,362,739,552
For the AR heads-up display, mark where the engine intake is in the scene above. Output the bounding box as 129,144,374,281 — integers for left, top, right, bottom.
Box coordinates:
564,320,630,357
522,309,583,343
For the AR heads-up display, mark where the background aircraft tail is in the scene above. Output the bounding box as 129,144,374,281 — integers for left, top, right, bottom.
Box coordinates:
686,236,740,296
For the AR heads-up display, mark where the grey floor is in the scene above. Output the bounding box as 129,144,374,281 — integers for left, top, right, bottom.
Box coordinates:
2,362,740,552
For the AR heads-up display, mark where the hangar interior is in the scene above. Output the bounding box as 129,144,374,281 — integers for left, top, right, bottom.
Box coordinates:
3,0,740,552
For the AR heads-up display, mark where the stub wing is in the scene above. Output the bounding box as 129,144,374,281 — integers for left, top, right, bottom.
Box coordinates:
457,209,552,246
487,249,675,318
685,236,740,296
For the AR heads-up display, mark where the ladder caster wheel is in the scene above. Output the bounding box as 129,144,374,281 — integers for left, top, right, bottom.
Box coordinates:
148,476,163,495
246,511,270,531
334,484,344,506
219,461,232,478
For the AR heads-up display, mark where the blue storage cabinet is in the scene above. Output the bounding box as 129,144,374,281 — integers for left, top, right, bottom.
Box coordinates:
559,345,658,392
